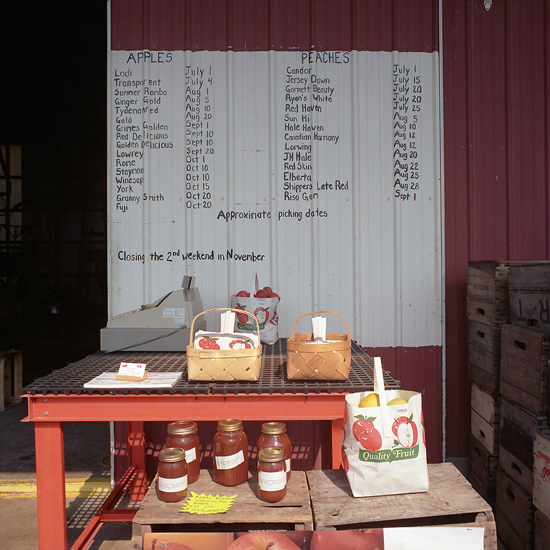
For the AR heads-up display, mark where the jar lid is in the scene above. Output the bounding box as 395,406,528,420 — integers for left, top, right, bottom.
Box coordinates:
218,418,242,432
261,421,286,434
168,421,198,435
259,447,285,462
159,447,185,463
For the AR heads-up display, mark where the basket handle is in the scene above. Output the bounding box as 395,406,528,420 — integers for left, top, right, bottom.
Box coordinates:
290,310,349,338
188,307,261,347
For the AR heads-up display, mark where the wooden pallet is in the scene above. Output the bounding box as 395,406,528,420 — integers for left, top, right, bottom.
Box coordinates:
306,463,497,550
132,469,313,545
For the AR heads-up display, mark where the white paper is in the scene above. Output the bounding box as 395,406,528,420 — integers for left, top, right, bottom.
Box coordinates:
84,372,182,388
312,316,327,342
384,527,485,550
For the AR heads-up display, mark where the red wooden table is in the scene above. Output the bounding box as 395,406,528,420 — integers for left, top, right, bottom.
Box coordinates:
22,341,397,550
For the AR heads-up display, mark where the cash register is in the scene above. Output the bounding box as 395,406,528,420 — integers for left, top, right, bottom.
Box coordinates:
100,276,205,352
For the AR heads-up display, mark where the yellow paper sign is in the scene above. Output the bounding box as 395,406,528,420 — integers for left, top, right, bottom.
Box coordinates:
180,491,237,515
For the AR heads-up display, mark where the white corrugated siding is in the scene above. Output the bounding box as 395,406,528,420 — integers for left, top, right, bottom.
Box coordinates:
108,50,441,347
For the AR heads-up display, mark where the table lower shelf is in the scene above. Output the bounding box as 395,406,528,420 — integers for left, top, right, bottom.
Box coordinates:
132,469,313,544
132,464,496,550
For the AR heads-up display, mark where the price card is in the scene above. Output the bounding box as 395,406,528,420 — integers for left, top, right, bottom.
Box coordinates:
180,492,237,515
116,362,147,381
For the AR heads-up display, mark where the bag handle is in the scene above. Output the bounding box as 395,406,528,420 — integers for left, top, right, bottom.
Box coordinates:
188,308,261,347
249,273,260,297
373,357,393,441
290,310,350,337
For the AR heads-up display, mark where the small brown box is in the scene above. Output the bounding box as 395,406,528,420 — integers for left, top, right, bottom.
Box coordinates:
508,262,550,336
469,433,497,507
495,466,535,549
469,322,502,395
500,398,548,473
467,261,512,325
500,324,550,416
471,382,500,455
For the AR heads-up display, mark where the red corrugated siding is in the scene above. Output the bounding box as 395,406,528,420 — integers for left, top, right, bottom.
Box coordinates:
442,0,550,457
111,0,438,53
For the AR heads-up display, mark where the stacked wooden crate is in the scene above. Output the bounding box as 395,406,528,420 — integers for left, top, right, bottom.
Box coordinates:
467,261,510,508
496,263,550,550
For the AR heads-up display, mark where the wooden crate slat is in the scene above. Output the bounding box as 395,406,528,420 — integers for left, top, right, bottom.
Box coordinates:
500,324,550,416
132,469,313,539
469,434,497,507
534,510,550,550
496,467,535,546
467,261,512,325
306,464,496,550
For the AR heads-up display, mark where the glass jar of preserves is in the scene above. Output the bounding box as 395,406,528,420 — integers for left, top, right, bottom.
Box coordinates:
165,421,200,484
257,421,291,481
157,447,187,503
257,447,287,503
213,419,248,486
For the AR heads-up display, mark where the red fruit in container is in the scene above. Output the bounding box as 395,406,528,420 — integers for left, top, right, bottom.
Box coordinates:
255,289,267,298
263,286,272,295
269,292,279,298
236,290,250,297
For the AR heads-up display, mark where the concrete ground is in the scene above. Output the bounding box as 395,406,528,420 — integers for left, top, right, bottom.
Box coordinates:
0,401,134,550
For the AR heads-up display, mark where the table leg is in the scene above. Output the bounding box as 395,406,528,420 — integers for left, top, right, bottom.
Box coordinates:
331,418,344,469
35,421,67,550
128,420,147,501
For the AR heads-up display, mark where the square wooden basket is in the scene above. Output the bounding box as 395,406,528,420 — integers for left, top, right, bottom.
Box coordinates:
286,311,351,381
186,308,262,382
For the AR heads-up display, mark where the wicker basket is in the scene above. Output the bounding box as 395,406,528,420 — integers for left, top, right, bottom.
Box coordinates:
286,311,351,381
187,308,262,382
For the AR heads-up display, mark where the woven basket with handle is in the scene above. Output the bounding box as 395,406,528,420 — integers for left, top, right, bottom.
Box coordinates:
187,308,262,382
286,310,351,381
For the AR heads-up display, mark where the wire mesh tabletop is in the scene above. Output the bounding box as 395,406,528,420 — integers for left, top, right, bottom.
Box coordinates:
22,339,400,396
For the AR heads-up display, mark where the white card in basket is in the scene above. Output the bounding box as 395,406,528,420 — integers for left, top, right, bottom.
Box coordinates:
194,330,258,350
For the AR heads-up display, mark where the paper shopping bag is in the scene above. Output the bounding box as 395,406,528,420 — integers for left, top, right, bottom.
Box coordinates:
230,273,280,345
342,357,429,497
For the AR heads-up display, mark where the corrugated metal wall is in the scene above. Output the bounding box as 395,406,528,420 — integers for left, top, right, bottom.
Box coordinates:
442,0,550,458
109,0,444,467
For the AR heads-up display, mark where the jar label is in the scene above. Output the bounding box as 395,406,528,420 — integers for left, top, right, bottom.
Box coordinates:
215,450,245,470
285,458,291,472
158,475,188,493
258,470,286,491
185,447,197,463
